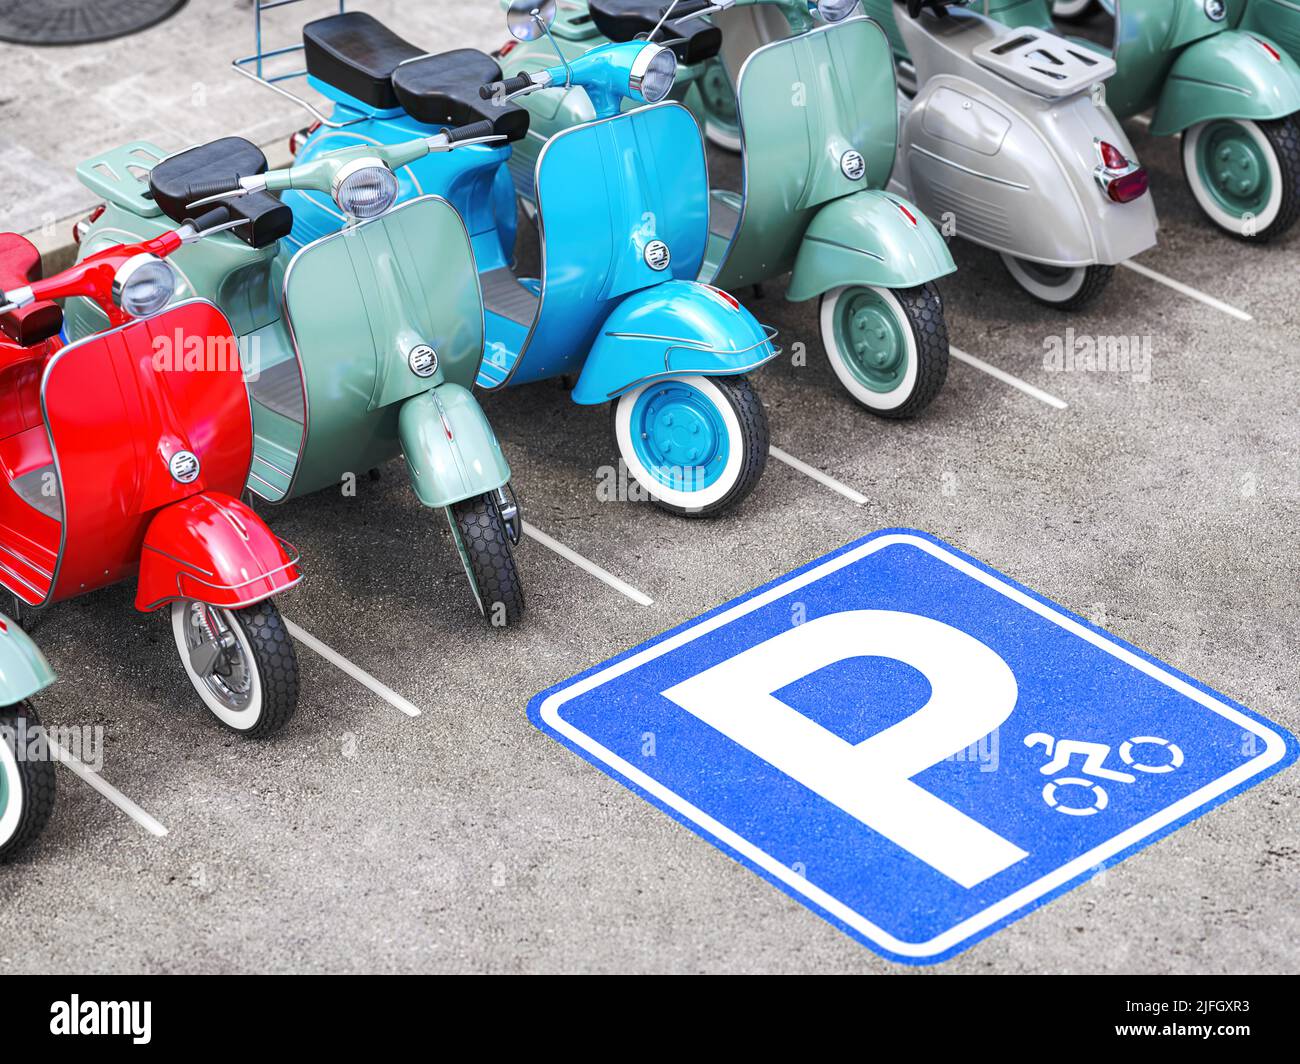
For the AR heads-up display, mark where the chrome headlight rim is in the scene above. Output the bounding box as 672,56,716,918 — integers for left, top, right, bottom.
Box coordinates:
331,158,400,219
629,44,677,105
111,253,176,319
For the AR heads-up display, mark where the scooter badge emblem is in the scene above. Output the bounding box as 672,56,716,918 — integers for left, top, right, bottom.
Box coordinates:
1204,0,1226,20
644,240,671,271
840,150,866,181
169,450,201,484
408,344,438,378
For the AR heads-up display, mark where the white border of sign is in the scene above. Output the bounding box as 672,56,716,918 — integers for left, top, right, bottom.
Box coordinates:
538,533,1291,961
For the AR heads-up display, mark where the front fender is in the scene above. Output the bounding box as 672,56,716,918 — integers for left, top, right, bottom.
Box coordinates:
1152,32,1300,136
0,620,54,704
135,493,301,611
398,384,511,508
786,191,956,304
572,280,777,404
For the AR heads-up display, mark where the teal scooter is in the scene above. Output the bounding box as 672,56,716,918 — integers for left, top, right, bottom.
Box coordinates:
0,614,55,861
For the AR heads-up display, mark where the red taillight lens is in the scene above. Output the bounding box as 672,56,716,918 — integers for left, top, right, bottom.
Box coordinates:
1098,141,1128,170
1107,168,1149,203
289,120,320,157
72,203,106,245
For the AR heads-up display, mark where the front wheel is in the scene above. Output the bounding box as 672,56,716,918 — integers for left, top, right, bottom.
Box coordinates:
171,599,299,738
612,375,768,518
1051,0,1100,21
0,701,55,862
819,284,949,418
1000,256,1114,311
448,494,525,627
694,60,742,153
1182,117,1300,242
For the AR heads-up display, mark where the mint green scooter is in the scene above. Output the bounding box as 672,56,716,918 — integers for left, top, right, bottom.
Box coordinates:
0,614,55,861
966,0,1300,241
65,134,527,625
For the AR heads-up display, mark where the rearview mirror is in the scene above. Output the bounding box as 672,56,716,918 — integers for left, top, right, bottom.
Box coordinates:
506,0,557,41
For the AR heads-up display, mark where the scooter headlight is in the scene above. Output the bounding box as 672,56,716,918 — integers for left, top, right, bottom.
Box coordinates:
112,254,176,318
814,0,860,23
332,159,399,219
629,45,677,105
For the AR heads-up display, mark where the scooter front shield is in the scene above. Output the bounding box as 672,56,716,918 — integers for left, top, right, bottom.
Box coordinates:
281,196,487,498
503,102,710,388
41,300,254,603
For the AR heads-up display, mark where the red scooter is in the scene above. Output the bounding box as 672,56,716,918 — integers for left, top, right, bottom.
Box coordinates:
0,223,302,737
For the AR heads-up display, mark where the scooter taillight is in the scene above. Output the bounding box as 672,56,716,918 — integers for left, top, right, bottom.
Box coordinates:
289,121,321,157
1098,141,1128,171
1107,168,1150,204
72,203,106,245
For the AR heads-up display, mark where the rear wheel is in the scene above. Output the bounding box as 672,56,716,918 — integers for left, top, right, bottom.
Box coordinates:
1001,255,1114,311
171,599,298,738
1182,117,1300,242
0,701,55,862
612,375,768,517
449,494,525,627
819,284,949,418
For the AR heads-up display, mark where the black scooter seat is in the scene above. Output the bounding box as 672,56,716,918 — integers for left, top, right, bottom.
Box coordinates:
302,11,423,111
392,49,530,143
587,0,723,65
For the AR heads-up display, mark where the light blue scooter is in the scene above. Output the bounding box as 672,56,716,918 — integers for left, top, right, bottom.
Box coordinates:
244,1,779,515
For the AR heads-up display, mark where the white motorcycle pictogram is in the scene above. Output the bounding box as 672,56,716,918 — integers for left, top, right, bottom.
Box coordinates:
1024,733,1184,816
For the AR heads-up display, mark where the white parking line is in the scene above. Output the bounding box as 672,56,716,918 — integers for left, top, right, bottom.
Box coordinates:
522,521,654,606
284,619,422,718
51,740,168,838
1120,259,1254,322
951,346,1068,410
769,446,868,505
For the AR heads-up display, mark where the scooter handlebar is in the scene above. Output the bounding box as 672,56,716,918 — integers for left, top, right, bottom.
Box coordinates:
480,72,533,101
443,120,496,144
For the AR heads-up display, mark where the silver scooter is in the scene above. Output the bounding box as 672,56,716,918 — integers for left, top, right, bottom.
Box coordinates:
772,0,1157,309
885,0,1160,307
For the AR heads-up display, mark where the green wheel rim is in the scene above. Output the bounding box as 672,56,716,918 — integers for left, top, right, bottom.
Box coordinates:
1195,121,1273,219
698,60,738,131
832,288,909,393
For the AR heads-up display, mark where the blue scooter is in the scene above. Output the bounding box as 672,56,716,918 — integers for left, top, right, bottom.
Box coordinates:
247,1,778,515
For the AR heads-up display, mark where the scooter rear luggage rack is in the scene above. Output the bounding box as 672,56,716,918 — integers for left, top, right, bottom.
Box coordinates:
232,0,368,130
971,28,1116,98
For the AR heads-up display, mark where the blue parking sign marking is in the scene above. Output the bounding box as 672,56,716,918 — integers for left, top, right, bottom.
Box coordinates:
528,530,1298,964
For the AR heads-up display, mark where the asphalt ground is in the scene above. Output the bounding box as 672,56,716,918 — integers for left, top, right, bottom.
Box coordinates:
0,6,1298,974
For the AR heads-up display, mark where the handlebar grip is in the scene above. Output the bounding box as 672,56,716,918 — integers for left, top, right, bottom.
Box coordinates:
182,177,244,206
479,71,532,100
187,205,233,231
443,120,496,145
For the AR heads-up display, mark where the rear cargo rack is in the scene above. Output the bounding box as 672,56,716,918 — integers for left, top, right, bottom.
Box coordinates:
971,28,1115,98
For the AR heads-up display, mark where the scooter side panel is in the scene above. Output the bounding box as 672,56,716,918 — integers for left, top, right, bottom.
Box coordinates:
1234,1,1300,61
505,103,709,389
398,385,511,508
712,18,899,290
0,622,54,705
42,301,254,603
1150,31,1300,135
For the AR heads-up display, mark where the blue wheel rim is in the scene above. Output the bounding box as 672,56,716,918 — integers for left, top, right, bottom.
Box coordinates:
630,382,730,493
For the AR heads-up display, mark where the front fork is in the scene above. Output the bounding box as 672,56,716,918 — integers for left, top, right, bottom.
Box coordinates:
493,483,522,545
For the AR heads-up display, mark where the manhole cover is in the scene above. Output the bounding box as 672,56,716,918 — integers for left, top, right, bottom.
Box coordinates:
0,0,188,46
